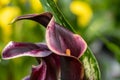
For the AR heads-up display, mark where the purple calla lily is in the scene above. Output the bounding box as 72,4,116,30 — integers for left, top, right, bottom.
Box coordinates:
2,12,87,80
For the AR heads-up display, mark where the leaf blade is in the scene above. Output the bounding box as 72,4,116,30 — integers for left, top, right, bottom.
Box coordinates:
80,48,101,80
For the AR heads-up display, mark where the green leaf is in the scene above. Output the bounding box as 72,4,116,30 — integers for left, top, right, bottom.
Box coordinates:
39,0,101,80
80,48,101,80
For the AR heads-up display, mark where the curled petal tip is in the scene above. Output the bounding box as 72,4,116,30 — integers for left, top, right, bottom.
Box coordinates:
30,61,47,80
10,12,53,27
2,41,13,59
8,21,14,25
11,14,38,23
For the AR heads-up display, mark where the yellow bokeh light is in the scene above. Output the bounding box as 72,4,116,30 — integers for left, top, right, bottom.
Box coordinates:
0,7,21,42
0,0,11,7
70,1,93,27
30,0,43,12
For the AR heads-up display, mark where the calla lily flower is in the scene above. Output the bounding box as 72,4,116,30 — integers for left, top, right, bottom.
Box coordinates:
2,12,87,80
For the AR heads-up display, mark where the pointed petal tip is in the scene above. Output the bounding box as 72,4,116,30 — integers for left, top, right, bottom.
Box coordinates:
30,61,47,80
32,65,37,71
10,14,38,24
9,18,17,24
10,12,53,27
2,41,13,59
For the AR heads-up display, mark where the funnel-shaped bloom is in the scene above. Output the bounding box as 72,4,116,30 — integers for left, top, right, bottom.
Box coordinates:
2,12,87,80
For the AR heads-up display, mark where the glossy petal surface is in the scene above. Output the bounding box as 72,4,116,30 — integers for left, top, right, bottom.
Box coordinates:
2,41,52,59
43,54,60,80
46,18,87,58
60,56,84,80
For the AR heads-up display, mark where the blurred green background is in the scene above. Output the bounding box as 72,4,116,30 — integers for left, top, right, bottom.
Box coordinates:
0,0,120,80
